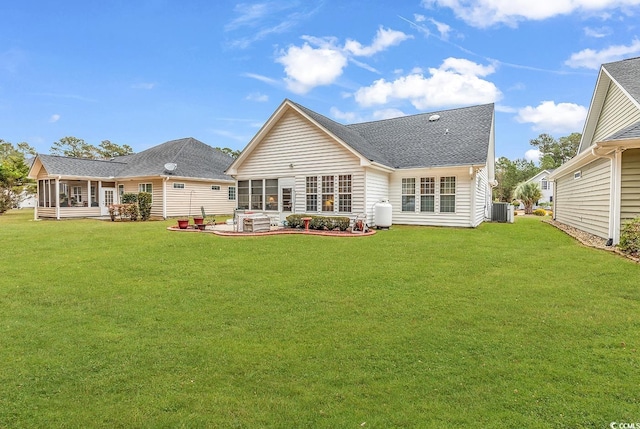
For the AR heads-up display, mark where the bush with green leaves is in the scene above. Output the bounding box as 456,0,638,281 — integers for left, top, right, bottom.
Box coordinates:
618,217,640,256
285,214,350,231
138,192,152,221
533,208,547,216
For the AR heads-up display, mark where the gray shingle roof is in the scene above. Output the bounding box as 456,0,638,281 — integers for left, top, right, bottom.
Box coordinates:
604,120,640,141
37,137,234,181
116,137,234,180
604,56,640,105
38,155,125,178
291,100,493,169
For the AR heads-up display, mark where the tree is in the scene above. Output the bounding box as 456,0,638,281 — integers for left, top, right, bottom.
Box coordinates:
493,157,540,202
0,140,33,214
215,147,241,158
529,132,581,169
97,140,134,159
51,136,99,158
514,182,543,215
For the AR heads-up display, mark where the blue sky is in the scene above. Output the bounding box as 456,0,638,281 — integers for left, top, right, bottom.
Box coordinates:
2,1,640,162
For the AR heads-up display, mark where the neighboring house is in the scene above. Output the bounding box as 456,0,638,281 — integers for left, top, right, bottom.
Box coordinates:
28,137,236,220
226,99,496,227
17,158,37,209
518,169,555,209
549,56,640,244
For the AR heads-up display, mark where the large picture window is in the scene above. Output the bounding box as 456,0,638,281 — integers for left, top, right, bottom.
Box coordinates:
322,175,334,212
250,179,263,210
402,178,415,212
265,179,278,210
237,181,249,209
440,176,456,213
306,176,318,212
420,177,434,212
338,175,352,212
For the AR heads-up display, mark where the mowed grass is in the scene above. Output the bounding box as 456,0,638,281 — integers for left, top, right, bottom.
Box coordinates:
0,210,638,428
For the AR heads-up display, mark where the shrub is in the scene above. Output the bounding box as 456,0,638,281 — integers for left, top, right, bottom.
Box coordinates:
138,192,152,221
619,217,640,256
533,208,547,216
285,214,350,231
121,193,138,204
123,203,139,221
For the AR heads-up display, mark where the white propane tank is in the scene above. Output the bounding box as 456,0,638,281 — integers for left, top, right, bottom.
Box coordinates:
373,199,392,229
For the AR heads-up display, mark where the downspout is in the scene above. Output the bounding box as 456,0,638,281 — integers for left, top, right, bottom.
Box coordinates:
55,176,61,220
469,166,476,227
162,177,169,219
591,146,623,245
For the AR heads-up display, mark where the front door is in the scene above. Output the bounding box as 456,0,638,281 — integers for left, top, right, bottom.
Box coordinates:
100,188,116,216
279,178,295,222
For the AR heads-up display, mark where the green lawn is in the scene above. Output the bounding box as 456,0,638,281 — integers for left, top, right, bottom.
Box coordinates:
1,210,638,428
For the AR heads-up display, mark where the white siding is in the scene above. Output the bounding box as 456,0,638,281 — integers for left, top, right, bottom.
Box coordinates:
554,157,611,238
164,180,236,218
474,167,490,227
236,110,366,217
117,179,164,218
364,168,390,225
390,167,474,228
593,83,640,144
621,148,640,222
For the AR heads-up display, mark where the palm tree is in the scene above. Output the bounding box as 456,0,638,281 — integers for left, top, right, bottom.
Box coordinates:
514,182,542,215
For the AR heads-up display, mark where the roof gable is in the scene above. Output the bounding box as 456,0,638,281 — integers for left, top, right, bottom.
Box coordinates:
229,99,494,173
579,56,640,153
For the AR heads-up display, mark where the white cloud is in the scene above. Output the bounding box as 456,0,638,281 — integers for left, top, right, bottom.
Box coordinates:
525,149,542,163
131,82,155,90
277,42,348,94
421,0,640,28
330,107,363,123
372,108,406,120
245,92,269,102
49,114,60,123
414,13,427,22
583,26,612,38
515,100,587,133
354,57,501,110
344,27,413,57
242,72,279,85
429,18,452,40
565,39,640,69
276,28,411,94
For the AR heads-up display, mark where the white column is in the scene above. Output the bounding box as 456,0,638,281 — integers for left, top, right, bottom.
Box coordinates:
55,178,60,220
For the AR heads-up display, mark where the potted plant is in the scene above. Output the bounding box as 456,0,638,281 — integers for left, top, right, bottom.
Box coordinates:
193,216,204,226
177,218,189,229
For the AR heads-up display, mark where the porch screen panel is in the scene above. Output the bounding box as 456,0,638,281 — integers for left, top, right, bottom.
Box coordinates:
265,179,278,210
237,180,249,209
251,179,263,210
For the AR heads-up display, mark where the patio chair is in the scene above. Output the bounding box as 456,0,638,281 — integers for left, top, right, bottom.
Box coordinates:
201,206,215,226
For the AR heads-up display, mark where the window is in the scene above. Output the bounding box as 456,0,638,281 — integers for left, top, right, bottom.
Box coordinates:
72,186,82,203
440,176,456,213
211,185,220,190
237,181,249,209
322,175,334,212
541,179,549,190
139,183,152,193
402,178,415,212
420,177,435,212
118,184,124,199
338,175,352,212
173,183,185,189
306,176,318,212
228,186,236,201
265,179,278,210
250,179,263,210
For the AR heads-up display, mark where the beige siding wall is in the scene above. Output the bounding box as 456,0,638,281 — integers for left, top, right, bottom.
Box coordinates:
239,110,363,176
621,148,640,222
237,109,366,216
390,167,474,227
117,179,164,218
364,168,390,225
555,157,611,238
593,83,640,143
164,180,236,217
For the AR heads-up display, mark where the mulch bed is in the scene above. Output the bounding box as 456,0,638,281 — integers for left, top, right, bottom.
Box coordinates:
544,219,639,263
167,225,376,237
